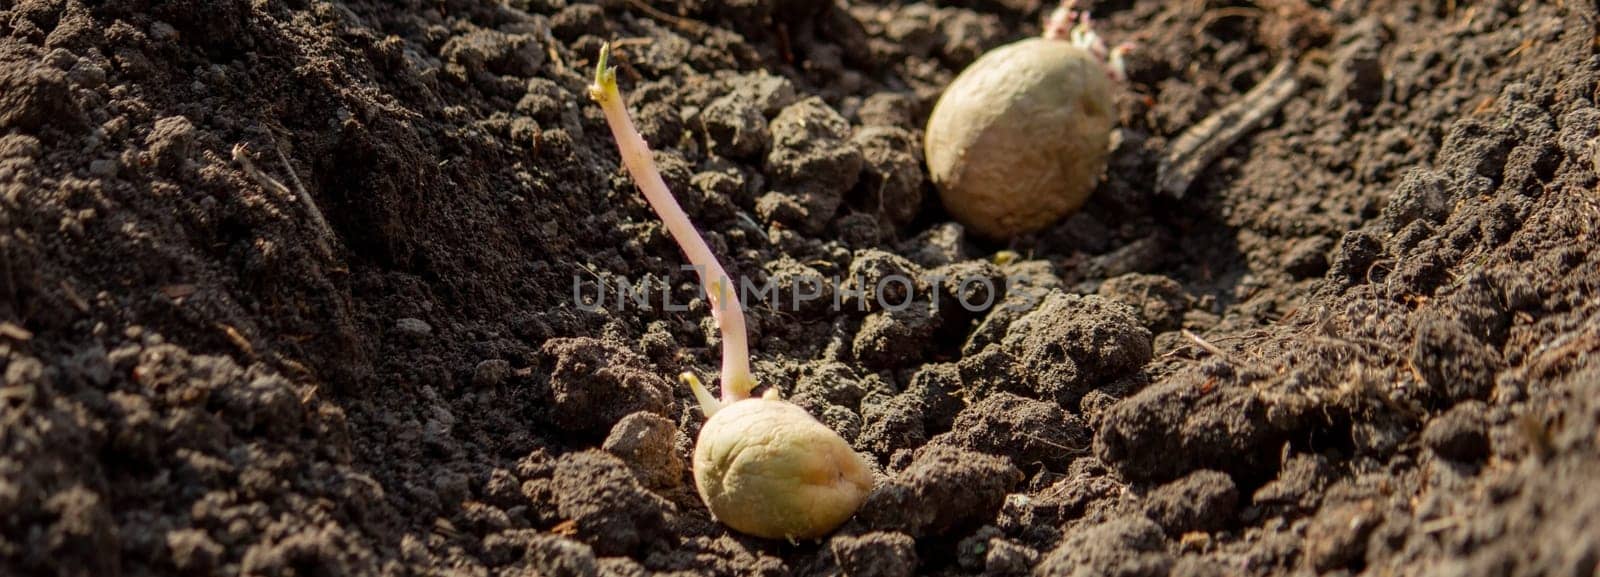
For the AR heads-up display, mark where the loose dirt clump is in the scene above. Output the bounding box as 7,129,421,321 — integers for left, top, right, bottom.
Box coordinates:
2,0,1598,576
854,445,1022,538
541,336,673,435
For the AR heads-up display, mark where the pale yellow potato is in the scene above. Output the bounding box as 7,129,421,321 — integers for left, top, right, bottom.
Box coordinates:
924,37,1115,240
693,397,874,540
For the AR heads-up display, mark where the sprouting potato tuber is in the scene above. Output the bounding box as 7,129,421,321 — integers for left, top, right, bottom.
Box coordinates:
924,2,1128,240
691,389,874,540
587,44,873,541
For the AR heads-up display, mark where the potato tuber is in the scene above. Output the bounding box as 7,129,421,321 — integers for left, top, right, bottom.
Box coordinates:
924,1,1127,240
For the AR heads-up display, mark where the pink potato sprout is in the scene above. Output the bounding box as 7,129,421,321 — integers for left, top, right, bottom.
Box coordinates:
586,44,874,541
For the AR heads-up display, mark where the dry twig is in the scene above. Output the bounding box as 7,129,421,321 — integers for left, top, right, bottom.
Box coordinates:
1181,328,1234,363
233,143,337,261
1157,59,1300,198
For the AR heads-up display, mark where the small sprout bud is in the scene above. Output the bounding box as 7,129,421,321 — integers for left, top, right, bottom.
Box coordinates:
587,44,873,540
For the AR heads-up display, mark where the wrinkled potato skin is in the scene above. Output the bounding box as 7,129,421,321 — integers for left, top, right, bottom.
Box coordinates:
924,37,1115,240
693,398,874,540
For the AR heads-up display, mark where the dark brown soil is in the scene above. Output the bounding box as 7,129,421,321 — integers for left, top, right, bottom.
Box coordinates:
3,0,1598,576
